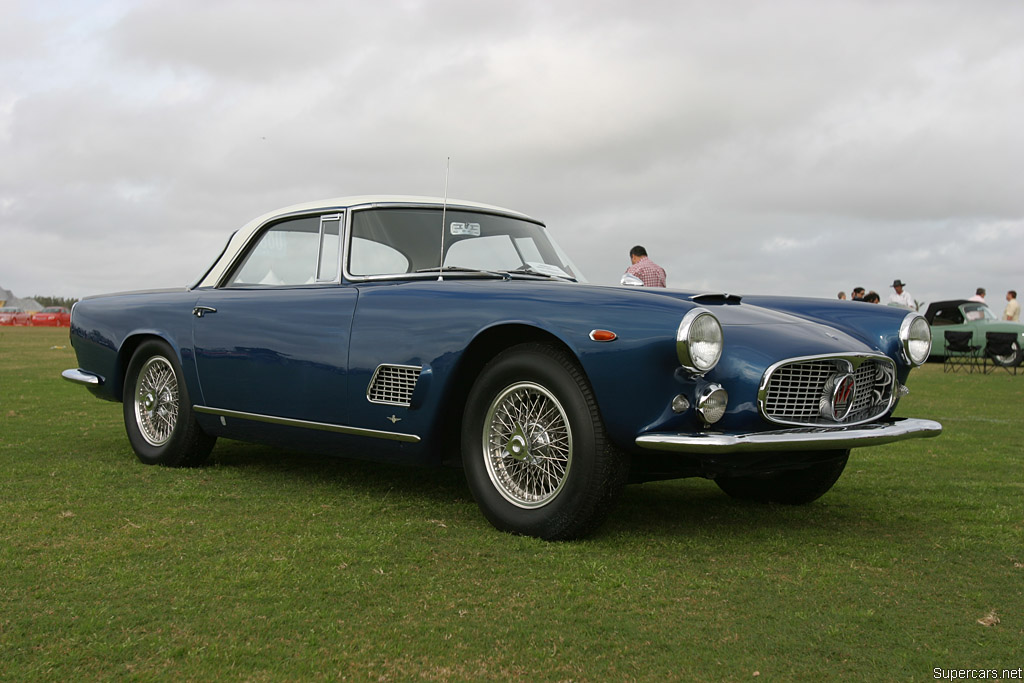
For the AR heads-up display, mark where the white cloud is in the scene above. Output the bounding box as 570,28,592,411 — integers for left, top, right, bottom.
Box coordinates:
1,0,1022,306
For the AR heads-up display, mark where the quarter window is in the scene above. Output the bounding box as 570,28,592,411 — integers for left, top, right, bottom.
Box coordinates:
316,215,342,282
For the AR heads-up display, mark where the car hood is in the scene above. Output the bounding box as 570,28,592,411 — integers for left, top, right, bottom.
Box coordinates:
582,284,904,360
587,284,866,329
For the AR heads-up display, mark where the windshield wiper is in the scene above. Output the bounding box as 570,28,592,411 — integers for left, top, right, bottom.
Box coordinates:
504,265,575,281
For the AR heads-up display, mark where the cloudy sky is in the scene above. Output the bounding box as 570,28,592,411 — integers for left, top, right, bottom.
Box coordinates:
2,0,1022,309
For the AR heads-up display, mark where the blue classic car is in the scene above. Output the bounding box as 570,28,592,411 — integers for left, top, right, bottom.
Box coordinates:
63,196,941,539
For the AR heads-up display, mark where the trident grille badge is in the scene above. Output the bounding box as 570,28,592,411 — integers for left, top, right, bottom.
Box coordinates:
829,373,857,421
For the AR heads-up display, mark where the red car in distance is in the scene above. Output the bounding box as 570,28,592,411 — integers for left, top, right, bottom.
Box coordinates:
0,307,33,326
30,306,72,327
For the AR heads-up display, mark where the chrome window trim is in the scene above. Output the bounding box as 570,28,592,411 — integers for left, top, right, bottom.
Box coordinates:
366,364,423,406
315,213,343,283
757,352,898,428
348,271,510,284
193,405,420,443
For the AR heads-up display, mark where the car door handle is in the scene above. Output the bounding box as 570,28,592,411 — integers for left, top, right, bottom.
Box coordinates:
192,306,217,318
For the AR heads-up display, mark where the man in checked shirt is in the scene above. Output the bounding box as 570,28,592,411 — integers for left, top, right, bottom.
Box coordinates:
625,245,667,287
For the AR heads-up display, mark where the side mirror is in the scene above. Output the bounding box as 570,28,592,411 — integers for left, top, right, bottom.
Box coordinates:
620,273,644,287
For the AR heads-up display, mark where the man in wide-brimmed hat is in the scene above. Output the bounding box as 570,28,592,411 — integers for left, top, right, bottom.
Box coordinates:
888,279,915,309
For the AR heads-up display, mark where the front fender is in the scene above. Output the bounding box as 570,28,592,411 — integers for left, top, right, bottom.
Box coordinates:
68,290,199,403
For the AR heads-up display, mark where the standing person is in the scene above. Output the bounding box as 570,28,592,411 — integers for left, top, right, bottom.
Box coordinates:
1005,290,1020,322
864,291,881,303
851,287,865,301
625,246,666,288
888,279,915,309
838,291,847,300
969,287,986,303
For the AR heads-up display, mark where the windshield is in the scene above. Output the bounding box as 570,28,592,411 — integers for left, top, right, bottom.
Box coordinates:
962,303,997,322
347,207,586,281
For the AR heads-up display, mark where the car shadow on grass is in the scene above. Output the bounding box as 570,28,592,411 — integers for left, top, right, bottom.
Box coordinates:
205,440,473,506
198,440,896,541
597,476,901,541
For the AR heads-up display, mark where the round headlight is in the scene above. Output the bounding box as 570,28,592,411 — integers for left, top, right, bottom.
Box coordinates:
677,308,723,374
899,313,932,366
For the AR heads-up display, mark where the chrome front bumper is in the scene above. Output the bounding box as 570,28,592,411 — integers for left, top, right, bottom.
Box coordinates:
635,418,942,454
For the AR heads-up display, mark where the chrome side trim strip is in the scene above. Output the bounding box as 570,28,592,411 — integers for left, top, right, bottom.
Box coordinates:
635,418,942,454
62,368,103,386
193,405,420,443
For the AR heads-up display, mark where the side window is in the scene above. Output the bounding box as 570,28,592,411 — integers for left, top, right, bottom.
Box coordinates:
227,215,342,287
931,307,963,325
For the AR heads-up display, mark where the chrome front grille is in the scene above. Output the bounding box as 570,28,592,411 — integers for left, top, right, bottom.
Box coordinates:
366,365,422,406
759,355,896,427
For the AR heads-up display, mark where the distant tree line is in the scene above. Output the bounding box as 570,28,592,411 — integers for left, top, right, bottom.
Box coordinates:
33,295,79,309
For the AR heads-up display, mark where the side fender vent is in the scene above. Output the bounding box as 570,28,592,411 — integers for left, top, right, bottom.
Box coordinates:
367,365,422,406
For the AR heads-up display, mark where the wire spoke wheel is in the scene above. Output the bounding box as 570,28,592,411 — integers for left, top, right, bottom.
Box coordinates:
133,356,180,447
123,340,215,467
462,343,626,539
483,381,572,508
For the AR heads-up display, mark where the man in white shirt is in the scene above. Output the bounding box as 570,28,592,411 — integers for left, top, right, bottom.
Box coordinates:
968,288,986,303
1005,290,1020,322
888,279,915,309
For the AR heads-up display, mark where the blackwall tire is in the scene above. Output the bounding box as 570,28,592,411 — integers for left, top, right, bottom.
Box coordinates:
715,451,850,505
989,341,1023,367
461,343,627,540
123,340,215,467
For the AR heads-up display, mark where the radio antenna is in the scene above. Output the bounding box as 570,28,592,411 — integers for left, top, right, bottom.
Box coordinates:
438,157,450,282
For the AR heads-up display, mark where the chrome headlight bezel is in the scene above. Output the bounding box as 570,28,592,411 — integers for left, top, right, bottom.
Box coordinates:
677,308,724,374
899,312,931,366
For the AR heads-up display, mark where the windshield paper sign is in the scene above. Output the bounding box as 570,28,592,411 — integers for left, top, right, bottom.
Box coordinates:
450,222,481,236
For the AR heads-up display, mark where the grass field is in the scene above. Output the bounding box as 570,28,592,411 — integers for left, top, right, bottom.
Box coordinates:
1,326,1021,681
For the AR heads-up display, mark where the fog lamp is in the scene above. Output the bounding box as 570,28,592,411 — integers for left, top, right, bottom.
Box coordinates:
696,383,728,425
